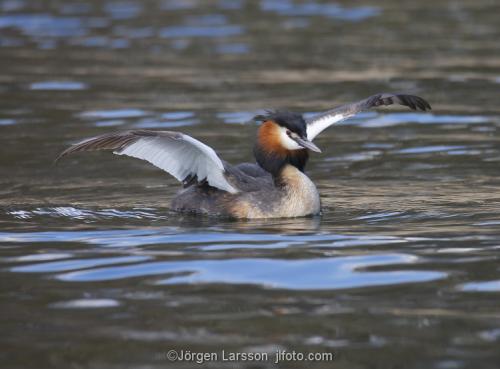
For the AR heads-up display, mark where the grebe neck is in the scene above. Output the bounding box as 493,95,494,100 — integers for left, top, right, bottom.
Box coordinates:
253,142,309,178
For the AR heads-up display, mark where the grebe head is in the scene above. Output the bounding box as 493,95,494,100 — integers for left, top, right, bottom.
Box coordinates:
253,111,321,176
255,111,321,153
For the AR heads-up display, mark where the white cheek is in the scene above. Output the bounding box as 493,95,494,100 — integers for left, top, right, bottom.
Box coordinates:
279,127,302,150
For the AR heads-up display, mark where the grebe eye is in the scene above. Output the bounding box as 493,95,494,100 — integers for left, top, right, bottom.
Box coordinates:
286,130,291,136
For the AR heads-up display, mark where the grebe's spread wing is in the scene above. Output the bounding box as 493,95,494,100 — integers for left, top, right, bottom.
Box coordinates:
306,93,431,141
56,130,239,194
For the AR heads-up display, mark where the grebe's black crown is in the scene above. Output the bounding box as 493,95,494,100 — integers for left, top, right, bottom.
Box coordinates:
254,110,307,138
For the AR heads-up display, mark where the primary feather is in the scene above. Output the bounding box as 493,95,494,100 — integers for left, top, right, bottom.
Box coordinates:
56,130,239,194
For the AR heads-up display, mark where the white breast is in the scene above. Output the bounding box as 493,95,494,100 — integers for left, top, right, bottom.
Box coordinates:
278,165,321,217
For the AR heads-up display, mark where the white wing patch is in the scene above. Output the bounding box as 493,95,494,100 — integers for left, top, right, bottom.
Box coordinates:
305,93,431,141
306,113,345,141
115,133,238,194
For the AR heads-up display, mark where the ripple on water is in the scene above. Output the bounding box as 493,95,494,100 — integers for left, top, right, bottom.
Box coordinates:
0,229,151,246
478,328,500,342
161,112,194,120
79,109,149,119
184,14,228,26
159,25,244,38
50,298,120,308
458,280,500,292
0,14,85,37
0,0,25,12
77,109,200,128
104,1,142,20
0,226,422,249
7,207,165,221
113,25,154,39
53,254,446,290
355,113,492,128
1,226,448,291
94,119,125,127
133,112,199,128
160,0,199,11
260,0,380,21
0,119,16,125
30,81,87,91
218,0,244,10
60,3,92,15
394,145,468,155
325,150,382,162
215,43,249,54
0,228,298,248
2,253,73,263
217,111,263,124
11,255,151,272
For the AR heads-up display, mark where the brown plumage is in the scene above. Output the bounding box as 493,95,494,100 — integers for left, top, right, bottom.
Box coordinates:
258,120,288,156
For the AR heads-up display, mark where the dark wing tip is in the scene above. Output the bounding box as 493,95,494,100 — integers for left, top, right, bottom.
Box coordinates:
375,93,432,112
53,131,141,165
397,94,432,111
53,140,92,165
54,143,87,164
53,149,70,164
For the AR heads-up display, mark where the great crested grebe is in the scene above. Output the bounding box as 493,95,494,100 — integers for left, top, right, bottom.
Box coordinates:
57,93,431,218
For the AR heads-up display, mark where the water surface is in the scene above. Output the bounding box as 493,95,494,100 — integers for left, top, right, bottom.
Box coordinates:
1,0,500,368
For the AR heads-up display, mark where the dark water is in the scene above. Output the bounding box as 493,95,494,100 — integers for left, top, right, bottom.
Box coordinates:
1,0,500,368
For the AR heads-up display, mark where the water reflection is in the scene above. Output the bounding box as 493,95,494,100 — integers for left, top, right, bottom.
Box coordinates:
459,280,500,292
0,14,85,37
11,255,151,272
50,298,121,308
159,25,243,38
79,109,148,119
104,1,142,20
29,81,88,91
355,113,493,128
260,0,380,21
54,254,446,289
